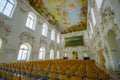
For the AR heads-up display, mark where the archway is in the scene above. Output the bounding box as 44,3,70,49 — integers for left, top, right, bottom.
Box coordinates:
107,30,120,70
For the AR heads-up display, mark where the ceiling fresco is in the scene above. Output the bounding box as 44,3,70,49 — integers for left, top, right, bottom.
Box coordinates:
29,0,88,34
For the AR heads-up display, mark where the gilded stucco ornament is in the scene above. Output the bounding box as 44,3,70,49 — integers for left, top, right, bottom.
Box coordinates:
101,7,114,24
112,24,120,35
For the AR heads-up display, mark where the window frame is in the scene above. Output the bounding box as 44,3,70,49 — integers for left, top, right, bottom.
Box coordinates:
17,44,29,61
91,8,96,26
57,34,60,43
50,49,54,59
39,47,46,60
0,38,2,49
56,51,60,59
42,23,48,37
51,30,55,41
0,0,16,17
26,12,37,30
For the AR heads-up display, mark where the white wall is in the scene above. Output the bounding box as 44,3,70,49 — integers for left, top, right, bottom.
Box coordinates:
0,0,62,63
87,0,120,71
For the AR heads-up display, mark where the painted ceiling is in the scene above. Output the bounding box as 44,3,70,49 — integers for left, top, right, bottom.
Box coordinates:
29,0,88,34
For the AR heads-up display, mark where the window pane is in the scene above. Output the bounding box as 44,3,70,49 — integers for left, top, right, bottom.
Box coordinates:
17,50,22,60
57,35,60,43
9,0,14,4
17,44,28,60
50,50,54,59
26,17,30,27
57,51,60,59
0,38,2,49
91,8,96,26
26,13,35,30
90,22,93,34
51,30,55,40
0,0,7,12
42,23,47,36
29,19,34,29
3,2,13,16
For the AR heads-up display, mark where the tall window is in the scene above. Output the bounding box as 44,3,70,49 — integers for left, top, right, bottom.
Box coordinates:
42,23,48,37
0,38,2,49
39,47,46,60
0,0,16,17
57,34,60,43
17,43,31,61
26,12,37,30
91,8,96,26
51,30,55,41
50,49,54,59
90,22,93,34
56,51,60,59
95,0,103,10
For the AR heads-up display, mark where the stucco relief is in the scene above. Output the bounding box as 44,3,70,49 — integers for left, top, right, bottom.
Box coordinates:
18,0,30,13
0,17,12,36
19,31,35,45
101,7,114,24
112,24,120,35
101,7,115,33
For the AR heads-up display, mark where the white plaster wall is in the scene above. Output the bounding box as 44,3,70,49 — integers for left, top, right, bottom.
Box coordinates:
0,0,62,63
87,0,120,71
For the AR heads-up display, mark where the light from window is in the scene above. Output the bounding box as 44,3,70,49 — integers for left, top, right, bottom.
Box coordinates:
50,49,54,59
42,23,48,36
90,22,93,34
56,51,60,59
65,53,67,57
51,30,55,41
39,47,46,60
0,0,16,17
57,34,60,43
91,8,96,26
95,0,103,10
0,38,2,49
26,12,36,30
17,44,29,60
89,30,92,39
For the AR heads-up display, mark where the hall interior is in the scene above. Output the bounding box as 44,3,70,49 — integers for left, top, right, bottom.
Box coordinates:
0,0,120,80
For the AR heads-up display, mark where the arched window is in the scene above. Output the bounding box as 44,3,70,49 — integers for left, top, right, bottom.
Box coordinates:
65,53,67,57
39,47,46,60
56,51,60,59
57,34,60,43
42,23,48,37
17,43,31,61
51,30,55,41
50,49,54,59
0,38,2,49
95,0,103,10
26,12,37,30
91,8,96,26
0,0,17,17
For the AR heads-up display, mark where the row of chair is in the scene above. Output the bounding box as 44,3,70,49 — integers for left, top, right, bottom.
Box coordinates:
0,60,110,80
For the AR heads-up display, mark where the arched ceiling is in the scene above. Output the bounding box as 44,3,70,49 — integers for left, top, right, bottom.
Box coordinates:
28,0,88,34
